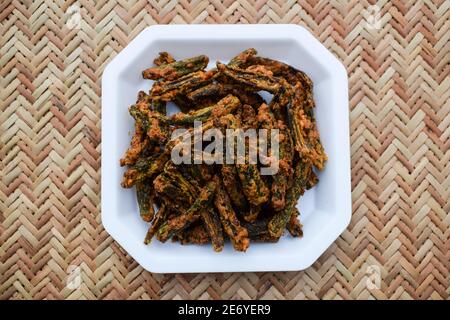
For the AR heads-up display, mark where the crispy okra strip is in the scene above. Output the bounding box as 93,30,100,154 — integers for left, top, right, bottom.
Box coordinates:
154,174,192,211
289,83,327,170
213,179,249,251
270,130,293,211
156,180,217,242
129,104,170,143
246,56,313,90
136,180,155,222
228,48,257,68
200,208,224,252
187,82,263,108
268,160,311,238
144,204,168,244
170,94,240,125
143,55,209,81
163,162,199,202
119,122,149,167
216,62,281,93
237,163,270,211
119,92,153,166
153,51,176,66
219,113,270,212
121,151,170,188
150,70,216,101
259,107,293,211
220,165,248,212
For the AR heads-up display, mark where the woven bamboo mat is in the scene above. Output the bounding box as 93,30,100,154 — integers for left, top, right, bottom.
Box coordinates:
1,0,449,300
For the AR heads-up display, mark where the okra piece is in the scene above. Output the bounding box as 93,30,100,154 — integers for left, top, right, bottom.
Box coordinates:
237,163,270,210
228,48,257,68
154,175,192,211
163,162,198,201
136,180,155,222
143,55,209,81
200,208,224,252
144,204,168,244
150,70,215,101
121,151,170,188
129,104,169,143
216,62,281,93
270,122,294,211
187,82,262,108
119,121,150,167
220,165,248,212
170,94,240,125
288,92,327,170
213,179,249,252
247,56,313,91
156,180,217,242
153,51,176,66
219,113,270,211
268,160,311,238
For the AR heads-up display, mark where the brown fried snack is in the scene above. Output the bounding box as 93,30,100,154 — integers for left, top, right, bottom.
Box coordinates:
143,55,209,81
121,49,326,252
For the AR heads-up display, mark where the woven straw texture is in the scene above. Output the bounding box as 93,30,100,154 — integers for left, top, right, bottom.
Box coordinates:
1,0,449,300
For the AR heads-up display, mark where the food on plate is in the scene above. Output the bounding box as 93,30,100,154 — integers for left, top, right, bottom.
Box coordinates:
120,49,327,252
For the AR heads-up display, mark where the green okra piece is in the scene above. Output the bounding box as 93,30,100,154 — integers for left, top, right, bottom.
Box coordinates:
150,70,215,101
228,48,257,68
216,62,281,93
246,56,313,92
163,162,198,201
218,113,269,212
270,123,294,211
220,165,248,212
187,82,229,101
170,105,215,125
121,150,170,188
268,160,311,238
156,180,217,242
200,208,224,252
169,94,240,125
143,55,209,81
136,180,155,222
144,204,168,244
236,163,270,211
153,174,193,210
213,180,249,252
187,82,263,108
129,104,169,143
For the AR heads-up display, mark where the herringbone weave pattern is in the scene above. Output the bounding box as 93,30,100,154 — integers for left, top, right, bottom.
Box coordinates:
1,0,449,300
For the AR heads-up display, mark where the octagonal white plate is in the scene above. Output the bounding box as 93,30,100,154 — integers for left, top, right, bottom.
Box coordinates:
101,24,350,273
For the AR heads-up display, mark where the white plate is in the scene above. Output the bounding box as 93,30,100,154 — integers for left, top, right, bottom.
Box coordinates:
101,24,351,273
